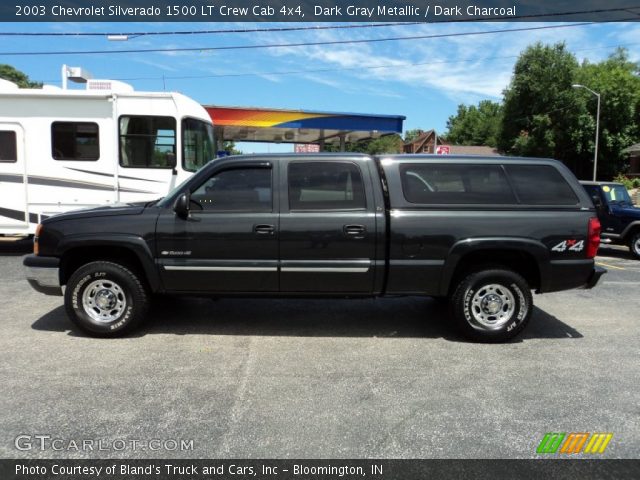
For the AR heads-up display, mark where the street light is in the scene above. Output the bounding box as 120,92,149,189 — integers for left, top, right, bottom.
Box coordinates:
572,84,601,181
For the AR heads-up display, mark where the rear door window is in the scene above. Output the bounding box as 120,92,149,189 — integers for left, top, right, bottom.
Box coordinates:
288,162,366,210
505,165,578,205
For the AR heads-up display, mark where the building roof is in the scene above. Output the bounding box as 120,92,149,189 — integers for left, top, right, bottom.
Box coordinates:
403,130,500,156
622,143,640,154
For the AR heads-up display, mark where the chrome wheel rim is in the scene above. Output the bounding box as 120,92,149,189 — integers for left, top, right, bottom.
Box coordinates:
469,283,516,330
82,279,126,323
634,237,640,255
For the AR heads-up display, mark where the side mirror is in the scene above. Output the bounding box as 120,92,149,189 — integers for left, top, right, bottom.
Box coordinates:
173,192,190,219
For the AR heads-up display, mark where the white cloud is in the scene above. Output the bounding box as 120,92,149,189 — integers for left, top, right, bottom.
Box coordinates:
252,22,618,103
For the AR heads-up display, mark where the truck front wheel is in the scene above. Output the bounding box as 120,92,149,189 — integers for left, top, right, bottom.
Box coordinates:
64,261,149,337
450,269,532,342
629,232,640,260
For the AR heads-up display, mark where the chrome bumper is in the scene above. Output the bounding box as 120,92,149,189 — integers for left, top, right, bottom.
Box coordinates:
23,255,63,296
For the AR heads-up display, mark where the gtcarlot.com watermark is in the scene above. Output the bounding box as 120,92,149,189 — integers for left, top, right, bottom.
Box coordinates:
15,434,194,452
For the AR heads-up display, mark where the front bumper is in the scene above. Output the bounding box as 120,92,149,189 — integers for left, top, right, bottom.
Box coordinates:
23,254,62,296
584,265,607,289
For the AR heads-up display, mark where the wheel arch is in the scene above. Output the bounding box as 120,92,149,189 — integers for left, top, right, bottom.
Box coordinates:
439,238,550,296
621,222,640,241
57,236,160,292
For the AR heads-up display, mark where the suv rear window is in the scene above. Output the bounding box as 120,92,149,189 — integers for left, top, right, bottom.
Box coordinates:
400,164,516,205
505,165,578,205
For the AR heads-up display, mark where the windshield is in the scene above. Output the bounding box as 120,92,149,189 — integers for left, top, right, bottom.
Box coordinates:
182,118,215,172
602,184,633,205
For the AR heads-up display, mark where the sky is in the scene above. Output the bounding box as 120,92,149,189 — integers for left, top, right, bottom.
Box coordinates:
1,21,639,153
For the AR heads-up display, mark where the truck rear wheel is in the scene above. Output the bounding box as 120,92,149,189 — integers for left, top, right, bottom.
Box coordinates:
629,232,640,260
64,261,149,337
450,268,532,342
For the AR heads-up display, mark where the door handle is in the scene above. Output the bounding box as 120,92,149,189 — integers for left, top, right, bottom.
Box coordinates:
254,224,275,235
343,224,366,237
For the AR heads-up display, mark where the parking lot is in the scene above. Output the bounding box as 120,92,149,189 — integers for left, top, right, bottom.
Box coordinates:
0,240,638,459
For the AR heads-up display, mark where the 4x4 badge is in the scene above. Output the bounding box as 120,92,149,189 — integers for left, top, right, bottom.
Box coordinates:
551,240,584,252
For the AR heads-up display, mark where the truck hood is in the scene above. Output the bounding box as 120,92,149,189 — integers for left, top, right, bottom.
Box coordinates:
42,202,147,224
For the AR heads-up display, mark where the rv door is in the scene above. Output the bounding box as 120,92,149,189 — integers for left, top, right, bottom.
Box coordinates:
0,124,29,233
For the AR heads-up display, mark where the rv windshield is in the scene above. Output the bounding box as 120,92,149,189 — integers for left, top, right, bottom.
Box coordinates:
183,118,215,172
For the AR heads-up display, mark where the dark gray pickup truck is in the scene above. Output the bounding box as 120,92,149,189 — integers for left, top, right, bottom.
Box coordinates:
24,154,605,342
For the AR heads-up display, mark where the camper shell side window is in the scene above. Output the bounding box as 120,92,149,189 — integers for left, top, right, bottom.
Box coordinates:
0,131,17,162
119,116,177,169
51,122,100,161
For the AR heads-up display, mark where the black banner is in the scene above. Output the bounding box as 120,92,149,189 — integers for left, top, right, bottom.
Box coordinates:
1,459,639,480
2,1,640,22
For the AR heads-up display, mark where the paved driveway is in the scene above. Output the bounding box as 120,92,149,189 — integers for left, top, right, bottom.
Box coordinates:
0,242,638,459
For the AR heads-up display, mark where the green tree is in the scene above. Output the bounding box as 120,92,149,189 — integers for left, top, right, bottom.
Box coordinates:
498,43,586,173
221,140,242,155
445,100,502,147
573,49,640,178
439,44,640,180
0,64,42,88
403,129,425,143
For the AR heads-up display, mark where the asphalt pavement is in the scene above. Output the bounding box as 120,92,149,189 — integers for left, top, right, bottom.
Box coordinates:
0,240,638,459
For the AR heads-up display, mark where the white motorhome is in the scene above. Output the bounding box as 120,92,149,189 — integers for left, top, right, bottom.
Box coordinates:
0,76,215,235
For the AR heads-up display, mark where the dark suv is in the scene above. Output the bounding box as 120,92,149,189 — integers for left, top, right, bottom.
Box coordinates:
581,181,640,259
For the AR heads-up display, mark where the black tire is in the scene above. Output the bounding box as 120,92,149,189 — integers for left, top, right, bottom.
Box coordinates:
629,232,640,260
450,269,532,343
64,261,149,337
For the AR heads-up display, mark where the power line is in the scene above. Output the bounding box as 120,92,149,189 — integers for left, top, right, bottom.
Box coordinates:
111,41,640,82
0,6,638,37
0,22,422,37
0,22,602,56
35,41,638,84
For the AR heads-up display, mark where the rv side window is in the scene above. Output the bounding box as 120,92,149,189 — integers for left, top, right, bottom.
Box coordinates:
183,118,215,172
119,116,176,169
51,122,99,161
0,131,17,162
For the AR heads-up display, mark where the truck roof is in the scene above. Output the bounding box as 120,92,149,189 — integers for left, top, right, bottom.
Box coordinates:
215,153,563,164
